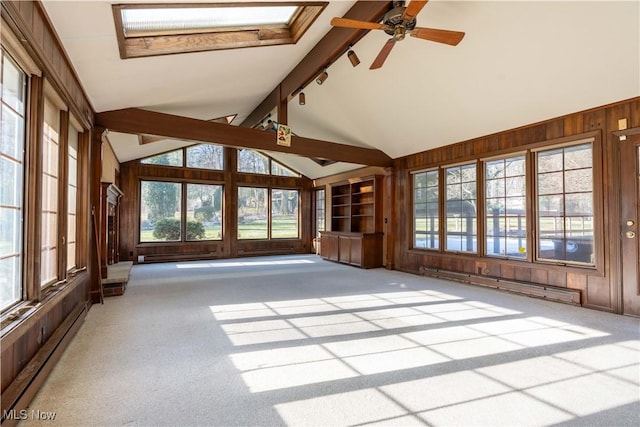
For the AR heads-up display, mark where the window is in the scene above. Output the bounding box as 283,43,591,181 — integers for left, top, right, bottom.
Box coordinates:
237,149,299,176
272,189,298,238
0,50,26,311
140,149,183,167
485,156,527,258
186,183,223,241
413,170,439,249
238,149,269,175
238,187,299,240
41,99,60,287
140,181,182,242
113,3,327,58
67,122,79,270
238,187,268,239
186,144,224,170
445,163,477,253
271,161,299,177
315,189,325,238
536,142,594,264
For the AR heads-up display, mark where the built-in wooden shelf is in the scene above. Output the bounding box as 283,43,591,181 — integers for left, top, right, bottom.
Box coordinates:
321,175,383,268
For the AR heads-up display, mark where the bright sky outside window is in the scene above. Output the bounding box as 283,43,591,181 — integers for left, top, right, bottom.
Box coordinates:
113,3,328,59
121,6,298,36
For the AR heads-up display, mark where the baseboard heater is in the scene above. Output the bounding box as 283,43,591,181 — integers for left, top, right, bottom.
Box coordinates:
237,247,294,255
1,303,87,426
141,252,216,263
420,267,581,306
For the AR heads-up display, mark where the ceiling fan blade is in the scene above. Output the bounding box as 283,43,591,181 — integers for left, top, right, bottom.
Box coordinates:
330,17,386,31
402,0,429,20
370,38,396,70
410,27,465,46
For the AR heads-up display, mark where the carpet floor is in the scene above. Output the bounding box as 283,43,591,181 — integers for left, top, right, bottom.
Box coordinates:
20,255,640,426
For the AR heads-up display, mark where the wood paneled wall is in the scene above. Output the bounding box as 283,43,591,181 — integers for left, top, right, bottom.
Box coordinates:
118,151,314,263
1,1,93,129
1,2,96,423
391,97,640,313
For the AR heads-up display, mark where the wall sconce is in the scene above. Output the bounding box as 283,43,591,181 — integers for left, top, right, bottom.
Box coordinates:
299,92,306,105
316,69,328,85
347,49,360,67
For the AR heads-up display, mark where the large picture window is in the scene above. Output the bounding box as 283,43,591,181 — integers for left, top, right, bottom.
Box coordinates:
536,142,594,264
237,187,299,240
413,170,439,249
186,183,223,241
272,189,298,238
485,156,527,258
445,163,477,253
238,187,268,239
140,181,182,242
0,50,26,311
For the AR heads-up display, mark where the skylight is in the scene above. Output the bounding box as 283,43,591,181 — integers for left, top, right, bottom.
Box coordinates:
113,3,328,59
121,6,298,36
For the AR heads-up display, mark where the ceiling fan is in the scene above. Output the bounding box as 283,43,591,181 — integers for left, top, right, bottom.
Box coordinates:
331,0,465,70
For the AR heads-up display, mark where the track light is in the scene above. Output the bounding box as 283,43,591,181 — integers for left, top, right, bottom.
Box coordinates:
347,49,360,67
299,92,306,105
316,69,328,85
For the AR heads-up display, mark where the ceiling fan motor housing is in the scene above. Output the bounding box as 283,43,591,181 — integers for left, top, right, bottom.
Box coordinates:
383,6,417,37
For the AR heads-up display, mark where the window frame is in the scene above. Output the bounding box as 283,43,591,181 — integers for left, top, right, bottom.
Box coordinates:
40,92,65,289
112,2,328,59
237,186,301,241
237,148,301,177
407,131,603,273
444,161,478,254
271,187,299,239
482,152,528,260
185,182,224,242
314,187,326,239
411,168,441,251
532,135,601,268
0,48,28,312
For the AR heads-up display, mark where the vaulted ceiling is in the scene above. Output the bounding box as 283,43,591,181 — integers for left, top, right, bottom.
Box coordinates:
42,0,639,179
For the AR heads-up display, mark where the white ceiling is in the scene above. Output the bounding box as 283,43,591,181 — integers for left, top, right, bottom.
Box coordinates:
42,0,640,179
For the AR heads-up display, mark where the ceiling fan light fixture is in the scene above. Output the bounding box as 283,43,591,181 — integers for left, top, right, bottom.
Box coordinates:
347,49,360,67
299,92,306,105
316,69,328,85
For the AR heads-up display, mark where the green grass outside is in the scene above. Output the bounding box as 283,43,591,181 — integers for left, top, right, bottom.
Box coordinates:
140,216,298,242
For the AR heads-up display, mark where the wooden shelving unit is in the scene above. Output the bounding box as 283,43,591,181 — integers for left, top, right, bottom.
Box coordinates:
320,175,383,268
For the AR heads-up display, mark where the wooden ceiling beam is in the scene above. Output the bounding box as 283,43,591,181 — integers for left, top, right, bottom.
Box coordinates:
95,108,392,167
240,1,391,128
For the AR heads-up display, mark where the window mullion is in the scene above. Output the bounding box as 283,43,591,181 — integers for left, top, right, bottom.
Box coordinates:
57,109,70,281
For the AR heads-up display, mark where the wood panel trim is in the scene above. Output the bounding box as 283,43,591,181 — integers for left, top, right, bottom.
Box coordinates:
1,302,87,425
24,74,44,300
95,108,392,167
1,1,94,129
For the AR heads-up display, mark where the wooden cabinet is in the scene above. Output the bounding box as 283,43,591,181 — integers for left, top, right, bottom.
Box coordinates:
321,176,383,268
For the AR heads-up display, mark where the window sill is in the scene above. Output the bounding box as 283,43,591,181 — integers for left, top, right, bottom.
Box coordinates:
0,270,89,343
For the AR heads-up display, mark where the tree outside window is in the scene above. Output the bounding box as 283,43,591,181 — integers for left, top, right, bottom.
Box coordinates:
140,181,182,242
238,187,268,239
272,189,298,238
186,183,222,240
